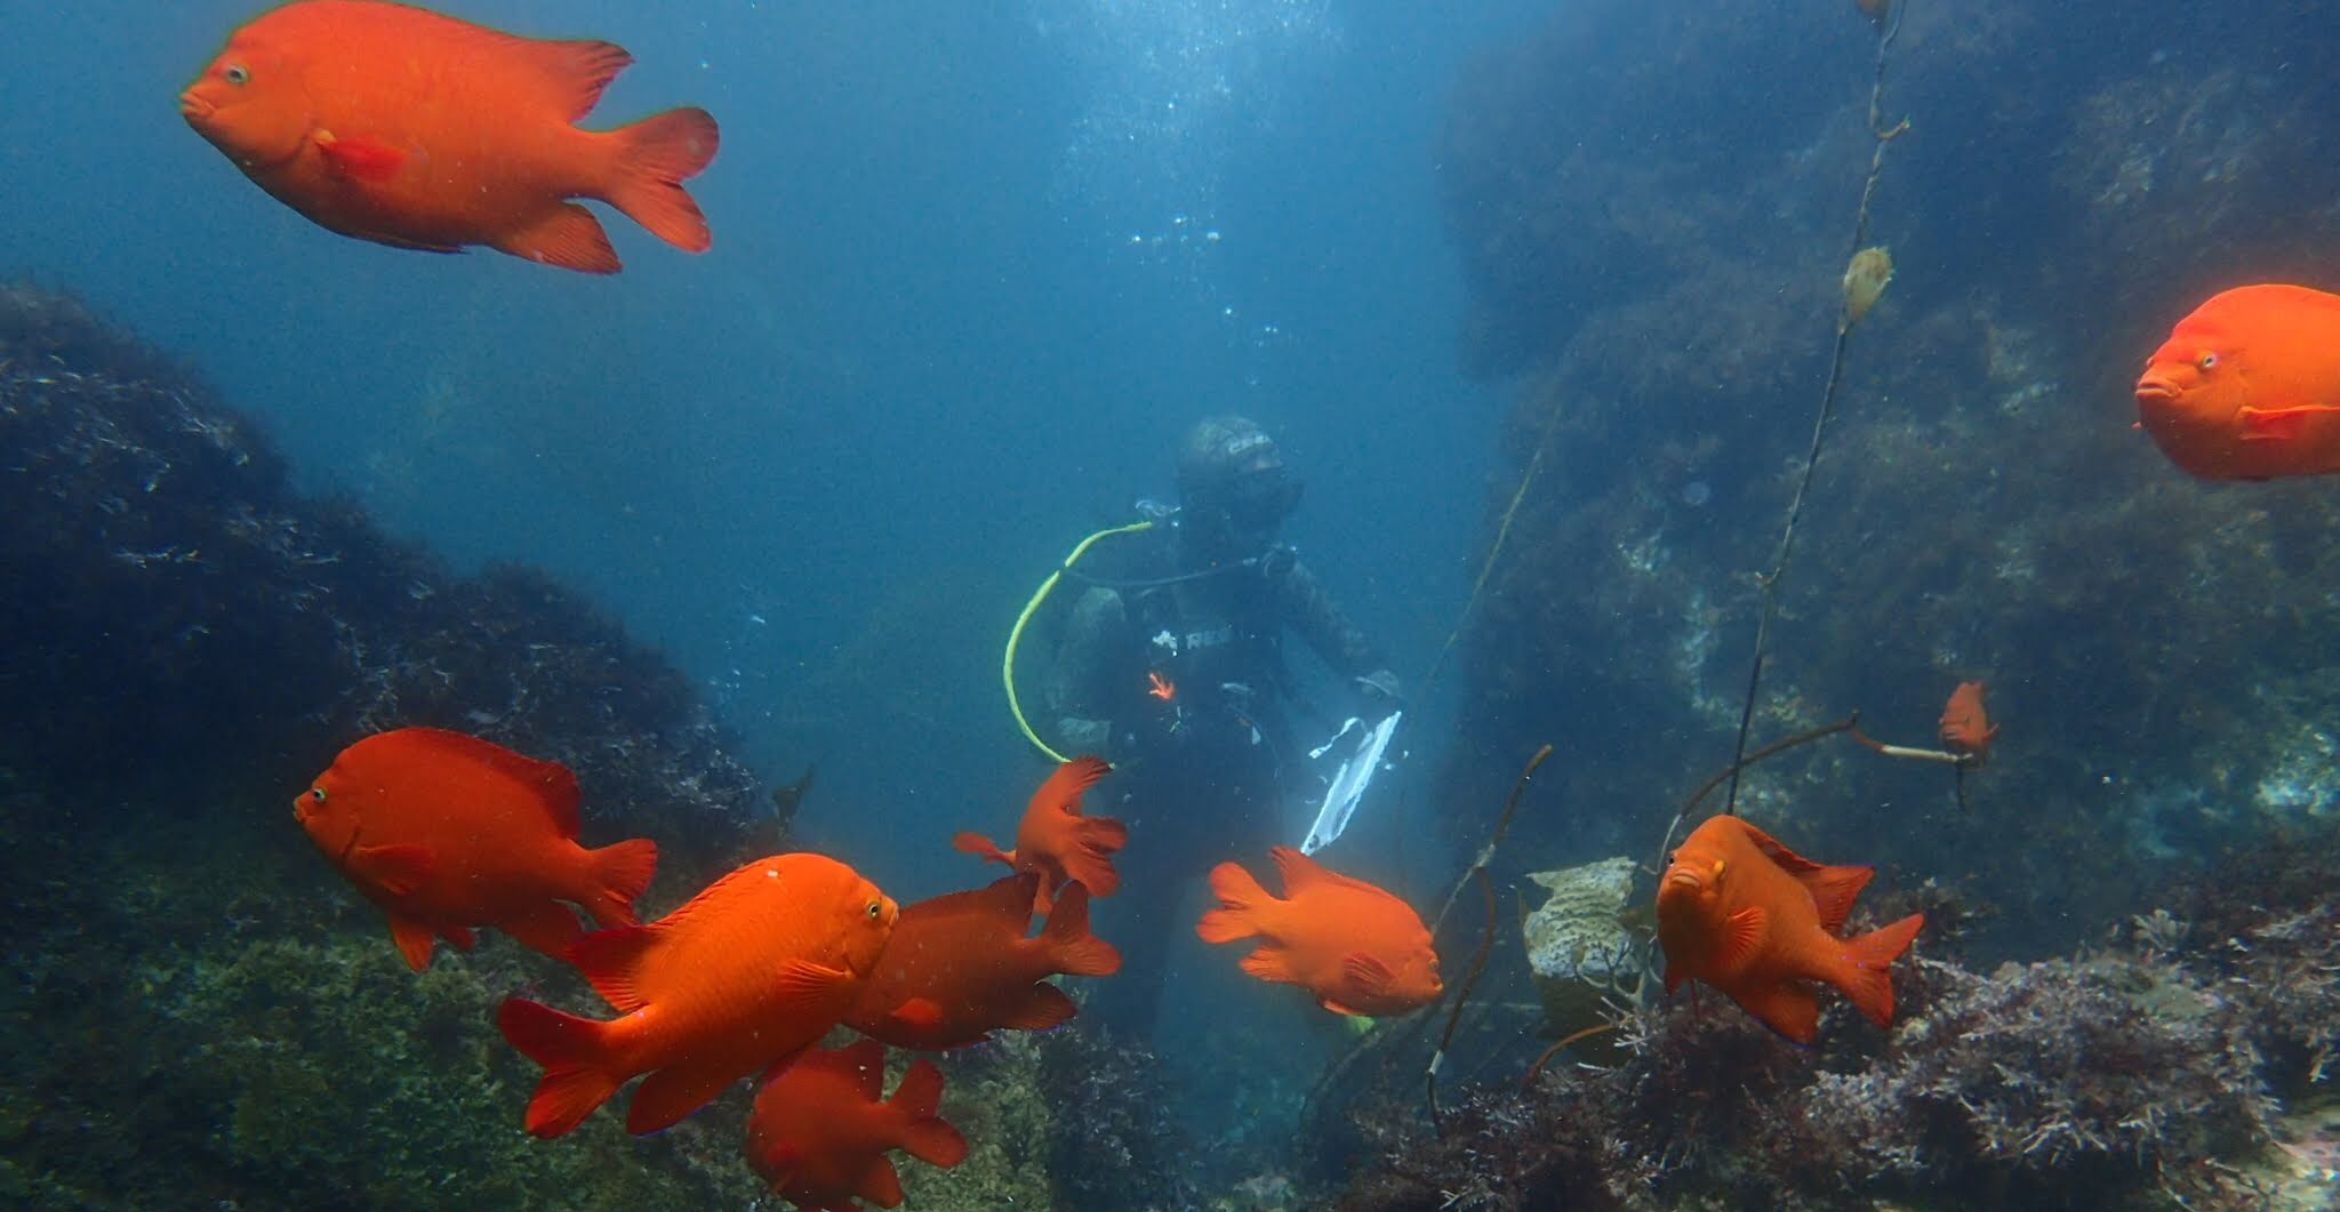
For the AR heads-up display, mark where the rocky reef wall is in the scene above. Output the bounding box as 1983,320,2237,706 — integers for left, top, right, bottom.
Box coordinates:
1434,0,2340,950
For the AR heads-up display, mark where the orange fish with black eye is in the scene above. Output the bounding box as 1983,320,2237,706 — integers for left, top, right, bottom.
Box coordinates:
2134,284,2340,480
1197,846,1442,1017
845,871,1121,1051
745,1039,969,1212
295,727,658,971
1938,680,1999,762
496,852,896,1138
953,757,1128,916
179,0,718,273
1655,815,1924,1043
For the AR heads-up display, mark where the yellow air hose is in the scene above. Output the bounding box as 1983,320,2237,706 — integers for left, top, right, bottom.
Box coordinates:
1002,519,1155,763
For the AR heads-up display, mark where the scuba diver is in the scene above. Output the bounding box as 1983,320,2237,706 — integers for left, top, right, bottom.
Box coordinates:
1039,415,1403,1038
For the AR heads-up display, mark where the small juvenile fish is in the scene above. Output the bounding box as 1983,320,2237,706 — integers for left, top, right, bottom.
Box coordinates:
296,727,657,970
1938,680,1998,761
497,853,896,1137
1196,846,1442,1017
180,0,719,273
2135,284,2340,480
1655,815,1923,1043
845,872,1121,1051
953,757,1128,915
745,1040,968,1212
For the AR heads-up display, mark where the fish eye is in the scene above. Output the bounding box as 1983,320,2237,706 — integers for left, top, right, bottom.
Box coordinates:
1710,859,1726,877
864,900,882,920
308,787,326,803
2197,352,2218,371
223,63,251,87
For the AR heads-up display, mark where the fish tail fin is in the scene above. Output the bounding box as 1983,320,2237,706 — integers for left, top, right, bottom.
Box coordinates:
496,997,621,1138
889,1059,970,1167
1195,861,1270,943
582,837,659,926
602,107,719,253
1041,882,1123,977
1063,816,1129,898
1837,913,1926,1027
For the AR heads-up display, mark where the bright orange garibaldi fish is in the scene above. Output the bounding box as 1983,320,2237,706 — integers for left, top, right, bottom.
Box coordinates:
1197,846,1442,1017
1938,680,1998,761
180,0,719,273
2135,284,2340,480
295,726,657,971
953,757,1128,916
745,1040,969,1212
845,871,1121,1051
1656,815,1924,1043
497,853,896,1137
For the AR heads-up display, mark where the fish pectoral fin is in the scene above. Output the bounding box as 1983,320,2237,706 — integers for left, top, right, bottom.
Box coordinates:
493,203,620,275
353,843,436,897
772,959,852,1005
1319,998,1368,1017
951,832,1014,866
1342,951,1396,997
313,129,408,183
1718,905,1768,971
886,998,947,1030
2239,404,2340,442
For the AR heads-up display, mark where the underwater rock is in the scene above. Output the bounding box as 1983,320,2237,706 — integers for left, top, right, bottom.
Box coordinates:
1435,0,2340,961
1519,856,1645,1056
1339,849,2340,1211
0,283,757,861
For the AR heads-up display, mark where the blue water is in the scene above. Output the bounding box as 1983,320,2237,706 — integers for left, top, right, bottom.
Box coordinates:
1,0,1538,869
2,0,1555,1169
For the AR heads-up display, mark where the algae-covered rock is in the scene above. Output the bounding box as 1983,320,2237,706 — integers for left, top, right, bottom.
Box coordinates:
1521,856,1646,1053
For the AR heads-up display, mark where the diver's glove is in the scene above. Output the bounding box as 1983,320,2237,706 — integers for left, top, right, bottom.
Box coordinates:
1354,669,1404,716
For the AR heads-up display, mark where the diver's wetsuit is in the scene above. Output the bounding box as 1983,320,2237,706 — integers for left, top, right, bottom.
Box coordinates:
1042,522,1392,1037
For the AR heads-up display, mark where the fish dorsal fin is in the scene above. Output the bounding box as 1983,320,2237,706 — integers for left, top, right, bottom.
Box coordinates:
1031,756,1112,819
398,728,583,837
1799,865,1876,935
482,35,634,123
1270,845,1382,899
985,871,1043,931
1733,819,1828,879
1270,845,1333,893
569,923,659,1012
1734,819,1872,931
836,1037,887,1102
1719,905,1768,971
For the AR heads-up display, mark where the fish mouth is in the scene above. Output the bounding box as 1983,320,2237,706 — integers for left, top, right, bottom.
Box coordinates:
2134,376,2180,404
1662,869,1704,894
178,91,214,123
